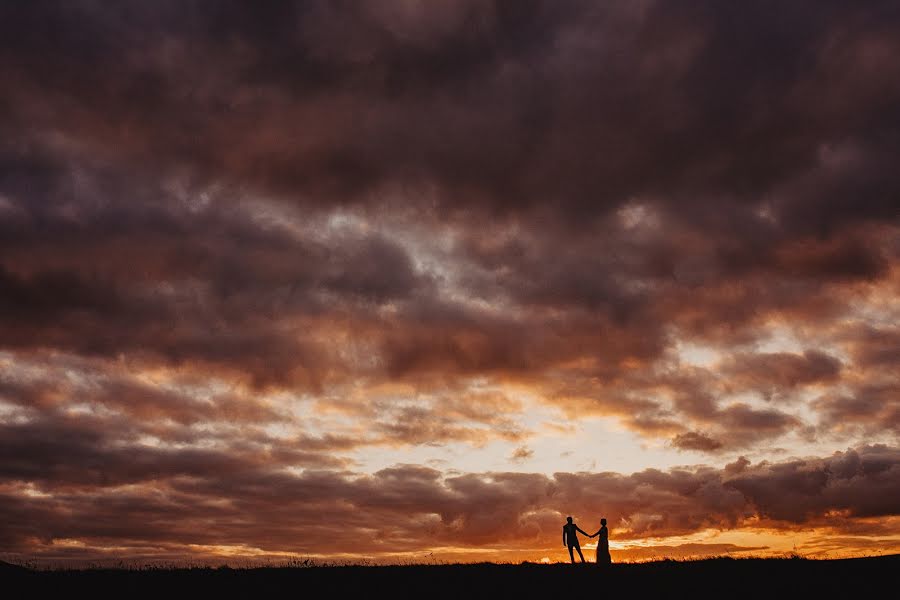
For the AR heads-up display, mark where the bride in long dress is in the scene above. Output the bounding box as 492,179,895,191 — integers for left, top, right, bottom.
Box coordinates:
591,518,612,566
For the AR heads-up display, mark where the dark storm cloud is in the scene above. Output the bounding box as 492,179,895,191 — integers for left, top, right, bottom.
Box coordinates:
2,0,897,331
3,1,899,219
722,350,842,396
727,445,900,522
843,325,900,370
0,415,289,487
814,384,900,438
0,164,429,387
1,445,897,558
0,358,282,426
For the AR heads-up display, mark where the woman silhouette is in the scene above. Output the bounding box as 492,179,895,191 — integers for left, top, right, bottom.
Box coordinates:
591,518,611,567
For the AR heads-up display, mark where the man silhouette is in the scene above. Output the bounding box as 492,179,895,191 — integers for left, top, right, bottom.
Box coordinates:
562,516,589,563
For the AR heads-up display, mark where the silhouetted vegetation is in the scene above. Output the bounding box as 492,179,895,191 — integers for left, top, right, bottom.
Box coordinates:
4,555,896,599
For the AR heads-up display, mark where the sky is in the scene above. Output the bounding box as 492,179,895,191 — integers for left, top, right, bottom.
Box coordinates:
1,1,899,565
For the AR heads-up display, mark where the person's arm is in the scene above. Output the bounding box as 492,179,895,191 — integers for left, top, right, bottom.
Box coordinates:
575,526,590,537
588,529,599,538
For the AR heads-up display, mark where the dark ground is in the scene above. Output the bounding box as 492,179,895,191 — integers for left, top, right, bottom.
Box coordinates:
4,555,897,599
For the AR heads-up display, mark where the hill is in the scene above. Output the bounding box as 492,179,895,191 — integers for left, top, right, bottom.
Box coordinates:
0,560,31,573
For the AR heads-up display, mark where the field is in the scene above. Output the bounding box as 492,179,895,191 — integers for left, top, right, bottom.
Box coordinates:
4,555,897,599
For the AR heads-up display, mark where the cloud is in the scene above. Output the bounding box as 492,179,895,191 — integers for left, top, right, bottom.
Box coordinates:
1,445,897,561
0,2,896,394
509,446,534,463
0,0,898,561
727,445,900,523
844,325,900,370
814,384,900,438
671,432,724,452
722,350,843,396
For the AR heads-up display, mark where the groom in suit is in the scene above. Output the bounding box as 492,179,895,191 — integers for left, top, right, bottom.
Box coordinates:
562,516,589,563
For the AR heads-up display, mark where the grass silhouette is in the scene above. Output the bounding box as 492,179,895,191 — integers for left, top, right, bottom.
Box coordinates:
4,555,896,598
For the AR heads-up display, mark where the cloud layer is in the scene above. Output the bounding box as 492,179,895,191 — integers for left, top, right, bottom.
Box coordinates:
2,443,898,561
1,1,898,561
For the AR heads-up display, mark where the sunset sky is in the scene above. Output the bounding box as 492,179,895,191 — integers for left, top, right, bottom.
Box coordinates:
1,1,899,565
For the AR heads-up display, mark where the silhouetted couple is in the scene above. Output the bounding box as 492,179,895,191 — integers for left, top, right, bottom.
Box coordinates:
563,516,611,566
